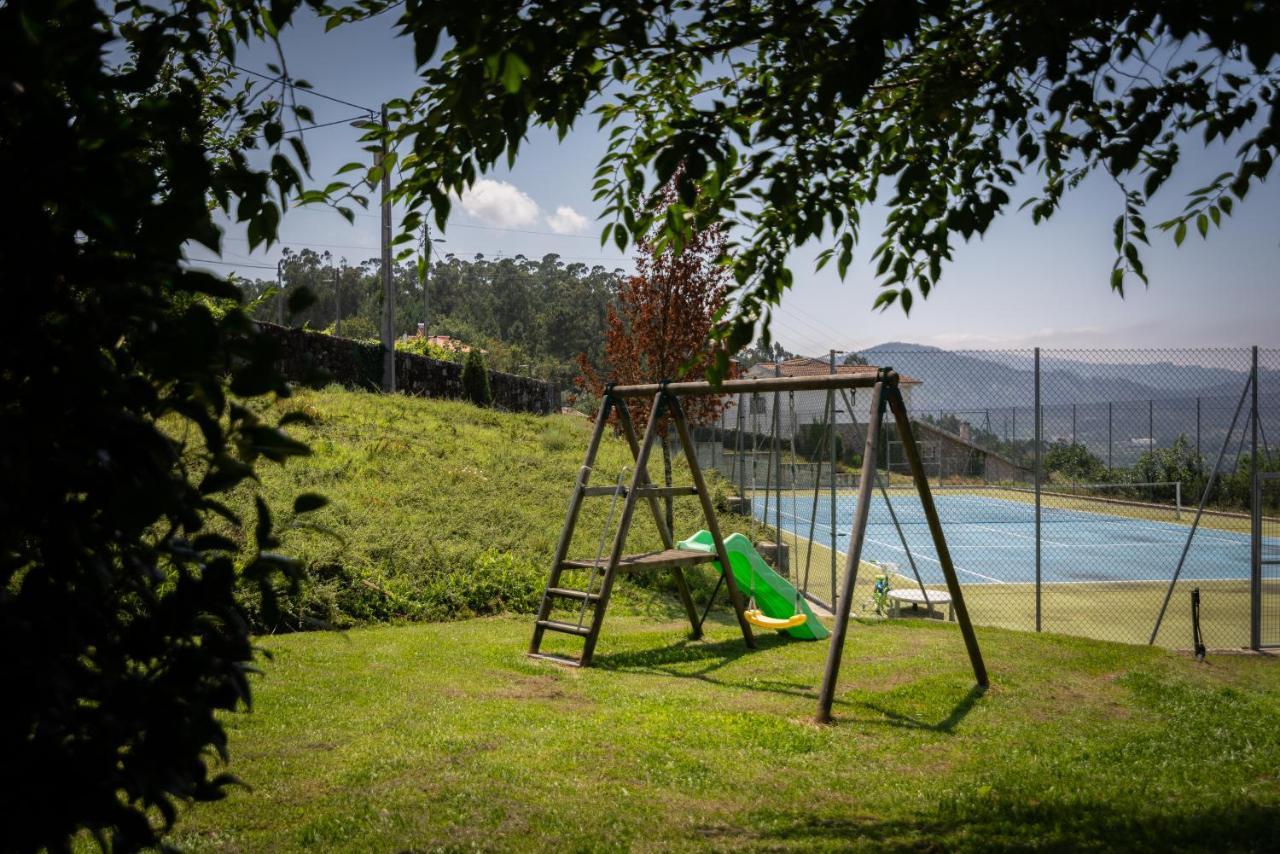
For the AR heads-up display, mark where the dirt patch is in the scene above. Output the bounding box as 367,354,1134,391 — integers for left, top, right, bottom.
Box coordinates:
492,672,593,709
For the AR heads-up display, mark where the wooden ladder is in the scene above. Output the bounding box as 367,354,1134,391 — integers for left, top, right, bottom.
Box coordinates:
529,387,756,666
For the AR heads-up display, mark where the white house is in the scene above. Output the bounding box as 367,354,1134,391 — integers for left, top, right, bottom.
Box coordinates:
720,357,920,433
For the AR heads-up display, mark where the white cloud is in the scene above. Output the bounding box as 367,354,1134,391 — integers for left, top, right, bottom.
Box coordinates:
457,179,540,228
546,205,589,235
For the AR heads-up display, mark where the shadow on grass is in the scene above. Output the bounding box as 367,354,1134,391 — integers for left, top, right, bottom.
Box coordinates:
847,684,987,734
593,633,986,733
750,799,1280,852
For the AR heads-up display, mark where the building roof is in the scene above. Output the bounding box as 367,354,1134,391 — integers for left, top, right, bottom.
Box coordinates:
750,356,920,385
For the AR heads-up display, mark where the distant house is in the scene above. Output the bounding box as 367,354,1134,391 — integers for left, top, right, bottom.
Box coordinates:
414,325,486,355
722,356,921,429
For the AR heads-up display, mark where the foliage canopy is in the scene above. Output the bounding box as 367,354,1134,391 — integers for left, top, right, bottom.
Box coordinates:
1,0,329,848
361,0,1280,377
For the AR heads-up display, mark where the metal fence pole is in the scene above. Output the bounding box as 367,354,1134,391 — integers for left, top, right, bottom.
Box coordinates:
1072,403,1077,446
829,352,838,602
774,363,782,547
1252,346,1262,650
1196,396,1202,459
1108,401,1113,471
736,392,745,500
1034,347,1042,633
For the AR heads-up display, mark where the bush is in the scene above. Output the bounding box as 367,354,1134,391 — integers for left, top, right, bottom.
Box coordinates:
1045,441,1109,482
325,315,379,342
462,350,492,407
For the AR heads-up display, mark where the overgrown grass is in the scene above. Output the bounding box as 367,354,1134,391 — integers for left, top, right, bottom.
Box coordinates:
165,616,1280,851
220,387,748,629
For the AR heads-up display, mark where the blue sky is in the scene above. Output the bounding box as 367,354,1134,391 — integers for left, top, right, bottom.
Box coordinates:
197,10,1280,354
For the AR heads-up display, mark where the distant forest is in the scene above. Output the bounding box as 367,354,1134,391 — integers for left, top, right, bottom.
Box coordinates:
238,250,623,382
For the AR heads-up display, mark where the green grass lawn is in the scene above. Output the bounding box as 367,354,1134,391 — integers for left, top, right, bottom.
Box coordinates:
166,616,1280,852
208,387,749,629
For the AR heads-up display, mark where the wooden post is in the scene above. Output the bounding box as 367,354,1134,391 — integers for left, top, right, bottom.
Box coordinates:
530,395,614,654
579,393,667,664
668,393,756,650
885,385,989,688
615,404,701,636
816,381,885,724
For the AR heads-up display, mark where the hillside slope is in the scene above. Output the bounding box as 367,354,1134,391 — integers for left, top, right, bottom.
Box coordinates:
232,387,746,628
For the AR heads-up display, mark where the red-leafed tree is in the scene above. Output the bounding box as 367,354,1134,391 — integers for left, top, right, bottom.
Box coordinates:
577,182,736,530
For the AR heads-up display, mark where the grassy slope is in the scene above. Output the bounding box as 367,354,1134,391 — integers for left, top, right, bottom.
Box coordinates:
170,616,1280,852
232,387,749,627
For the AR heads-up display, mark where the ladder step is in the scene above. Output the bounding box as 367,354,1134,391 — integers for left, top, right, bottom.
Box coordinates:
536,619,593,637
582,485,626,497
546,587,600,602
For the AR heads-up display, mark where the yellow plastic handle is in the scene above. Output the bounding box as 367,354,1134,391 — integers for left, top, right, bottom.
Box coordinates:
744,609,807,631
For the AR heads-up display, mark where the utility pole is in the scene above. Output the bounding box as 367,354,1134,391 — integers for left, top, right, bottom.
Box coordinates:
276,257,284,325
379,103,395,392
421,219,430,338
335,257,344,337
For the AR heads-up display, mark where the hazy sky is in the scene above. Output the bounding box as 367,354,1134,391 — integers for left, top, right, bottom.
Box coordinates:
196,11,1280,354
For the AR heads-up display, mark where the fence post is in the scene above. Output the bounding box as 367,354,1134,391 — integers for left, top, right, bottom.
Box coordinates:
1034,347,1042,633
774,362,782,545
736,392,745,500
1196,396,1202,459
1072,403,1077,446
1252,346,1262,650
829,351,838,603
1108,401,1113,471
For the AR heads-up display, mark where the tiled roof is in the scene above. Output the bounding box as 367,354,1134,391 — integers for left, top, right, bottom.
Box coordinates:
752,356,920,385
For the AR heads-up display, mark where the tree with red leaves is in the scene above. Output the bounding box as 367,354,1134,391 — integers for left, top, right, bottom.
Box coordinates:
577,183,735,530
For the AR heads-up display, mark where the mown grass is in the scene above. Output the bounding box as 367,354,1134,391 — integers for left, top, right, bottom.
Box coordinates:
218,387,749,628
165,616,1280,851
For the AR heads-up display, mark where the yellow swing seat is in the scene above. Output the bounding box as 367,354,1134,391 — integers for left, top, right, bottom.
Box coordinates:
744,609,807,631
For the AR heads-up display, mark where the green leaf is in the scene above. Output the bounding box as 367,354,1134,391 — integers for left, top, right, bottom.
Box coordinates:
500,53,531,94
1174,220,1186,246
1196,213,1209,238
1110,267,1124,292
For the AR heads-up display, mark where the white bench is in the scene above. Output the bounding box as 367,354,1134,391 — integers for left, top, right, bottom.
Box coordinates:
887,587,954,621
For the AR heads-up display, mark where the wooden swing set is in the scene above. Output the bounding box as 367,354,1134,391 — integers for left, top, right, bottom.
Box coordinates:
529,368,988,722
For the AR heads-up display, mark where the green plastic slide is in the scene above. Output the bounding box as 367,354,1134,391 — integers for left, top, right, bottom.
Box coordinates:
677,530,829,641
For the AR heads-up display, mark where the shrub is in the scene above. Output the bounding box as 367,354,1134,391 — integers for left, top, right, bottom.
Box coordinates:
462,350,492,407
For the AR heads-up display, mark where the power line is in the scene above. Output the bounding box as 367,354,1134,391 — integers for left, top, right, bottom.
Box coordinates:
221,234,625,263
186,257,276,270
226,61,376,113
286,204,602,240
294,113,370,132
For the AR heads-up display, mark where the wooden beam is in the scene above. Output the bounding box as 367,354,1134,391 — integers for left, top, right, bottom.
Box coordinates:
885,385,989,688
609,372,896,398
614,404,702,635
668,393,757,650
816,381,885,724
530,395,613,655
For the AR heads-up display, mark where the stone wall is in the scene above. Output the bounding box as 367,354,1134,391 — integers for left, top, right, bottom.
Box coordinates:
258,323,559,415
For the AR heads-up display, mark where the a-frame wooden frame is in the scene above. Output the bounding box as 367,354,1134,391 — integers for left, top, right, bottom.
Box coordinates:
530,371,988,712
815,375,988,722
529,386,756,666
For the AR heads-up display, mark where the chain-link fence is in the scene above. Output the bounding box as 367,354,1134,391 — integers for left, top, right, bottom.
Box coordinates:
689,347,1279,651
